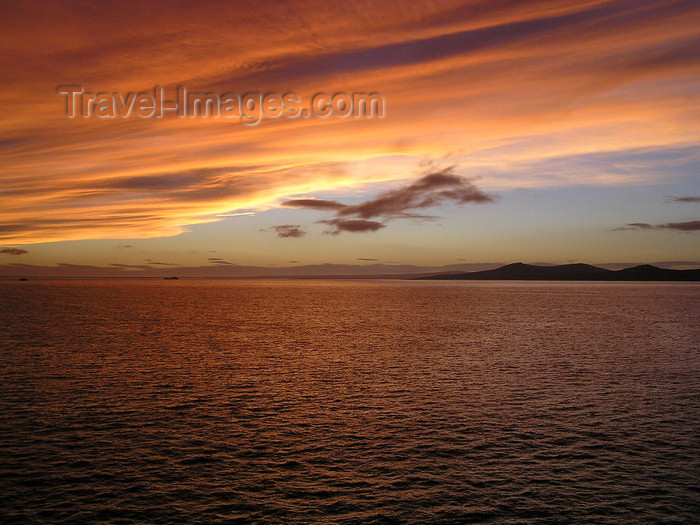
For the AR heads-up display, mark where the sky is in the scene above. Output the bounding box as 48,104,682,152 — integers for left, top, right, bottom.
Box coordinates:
0,0,698,274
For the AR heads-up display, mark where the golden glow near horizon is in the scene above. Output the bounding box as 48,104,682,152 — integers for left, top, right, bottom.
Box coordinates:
0,1,698,267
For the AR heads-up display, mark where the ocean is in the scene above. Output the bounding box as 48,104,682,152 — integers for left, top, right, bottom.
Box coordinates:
1,279,698,523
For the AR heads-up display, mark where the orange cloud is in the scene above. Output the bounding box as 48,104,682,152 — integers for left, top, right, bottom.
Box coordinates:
0,1,698,243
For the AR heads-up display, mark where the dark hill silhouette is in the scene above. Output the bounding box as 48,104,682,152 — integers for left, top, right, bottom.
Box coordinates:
417,263,700,281
609,264,700,281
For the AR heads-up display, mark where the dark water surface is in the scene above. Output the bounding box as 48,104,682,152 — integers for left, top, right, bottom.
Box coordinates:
1,279,698,524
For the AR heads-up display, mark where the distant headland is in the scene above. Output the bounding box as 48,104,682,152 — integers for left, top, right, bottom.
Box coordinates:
416,263,700,281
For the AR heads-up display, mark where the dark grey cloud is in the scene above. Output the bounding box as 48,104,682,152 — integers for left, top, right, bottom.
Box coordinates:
208,257,237,265
284,167,495,234
118,176,252,203
668,196,700,203
145,260,180,266
106,167,251,192
338,168,494,219
620,222,655,230
109,263,151,269
270,225,306,238
0,248,27,255
282,199,346,211
0,225,29,234
357,258,379,261
615,220,700,231
667,221,700,231
320,219,385,235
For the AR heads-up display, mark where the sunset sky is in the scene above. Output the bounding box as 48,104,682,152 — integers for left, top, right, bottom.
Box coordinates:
1,0,698,274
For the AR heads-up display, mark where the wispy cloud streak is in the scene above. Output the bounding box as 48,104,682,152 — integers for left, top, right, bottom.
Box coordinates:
0,248,27,255
668,196,700,203
614,221,700,231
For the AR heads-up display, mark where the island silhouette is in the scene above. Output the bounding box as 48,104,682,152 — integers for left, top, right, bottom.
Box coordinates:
417,263,700,281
